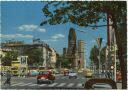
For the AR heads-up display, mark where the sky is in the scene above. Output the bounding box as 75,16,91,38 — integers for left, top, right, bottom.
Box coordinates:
1,1,107,67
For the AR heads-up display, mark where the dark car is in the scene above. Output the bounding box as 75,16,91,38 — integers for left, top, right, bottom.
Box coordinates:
37,70,55,84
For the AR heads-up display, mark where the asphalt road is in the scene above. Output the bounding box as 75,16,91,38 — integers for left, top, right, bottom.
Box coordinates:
1,74,87,89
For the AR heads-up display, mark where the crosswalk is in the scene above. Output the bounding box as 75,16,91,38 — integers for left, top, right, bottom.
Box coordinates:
1,82,83,88
55,76,85,80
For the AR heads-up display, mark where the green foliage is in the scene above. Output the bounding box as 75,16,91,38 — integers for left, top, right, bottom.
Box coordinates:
2,51,18,66
61,58,72,68
100,46,106,64
25,48,43,66
41,1,126,28
56,55,71,68
41,1,127,88
89,45,99,69
89,45,106,69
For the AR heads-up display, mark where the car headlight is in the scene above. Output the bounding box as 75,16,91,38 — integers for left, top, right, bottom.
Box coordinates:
41,77,45,79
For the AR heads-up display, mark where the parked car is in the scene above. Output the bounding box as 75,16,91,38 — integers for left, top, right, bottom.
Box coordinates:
69,71,77,79
37,70,55,84
29,70,39,77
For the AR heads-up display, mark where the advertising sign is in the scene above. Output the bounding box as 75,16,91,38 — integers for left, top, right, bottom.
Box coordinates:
17,56,28,66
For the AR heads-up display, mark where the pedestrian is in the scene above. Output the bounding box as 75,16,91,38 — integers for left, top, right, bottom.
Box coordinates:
105,70,110,78
4,70,11,86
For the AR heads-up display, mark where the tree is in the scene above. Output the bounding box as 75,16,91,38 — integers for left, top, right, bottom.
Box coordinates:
41,1,126,88
24,48,43,66
56,55,72,68
2,51,18,66
89,45,99,69
100,46,106,65
90,45,106,69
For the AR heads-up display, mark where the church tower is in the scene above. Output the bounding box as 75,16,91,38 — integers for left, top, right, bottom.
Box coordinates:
67,28,78,68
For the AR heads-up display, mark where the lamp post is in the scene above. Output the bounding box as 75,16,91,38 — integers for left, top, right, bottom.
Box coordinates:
114,44,117,82
96,36,102,76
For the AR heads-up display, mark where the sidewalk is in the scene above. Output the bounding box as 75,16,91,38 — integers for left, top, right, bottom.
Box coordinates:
117,83,122,89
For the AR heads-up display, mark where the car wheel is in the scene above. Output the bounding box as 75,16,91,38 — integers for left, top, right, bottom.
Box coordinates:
75,76,77,79
52,80,54,83
37,80,40,84
49,81,52,84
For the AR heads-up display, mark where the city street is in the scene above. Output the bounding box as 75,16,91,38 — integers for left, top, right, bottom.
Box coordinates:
1,74,87,89
1,1,126,89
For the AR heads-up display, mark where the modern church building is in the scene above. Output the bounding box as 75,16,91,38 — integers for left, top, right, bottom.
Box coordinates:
63,28,85,69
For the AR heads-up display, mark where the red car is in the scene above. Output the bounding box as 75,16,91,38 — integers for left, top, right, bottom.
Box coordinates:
37,70,55,84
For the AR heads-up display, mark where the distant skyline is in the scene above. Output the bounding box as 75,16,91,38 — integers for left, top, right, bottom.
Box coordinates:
1,1,107,67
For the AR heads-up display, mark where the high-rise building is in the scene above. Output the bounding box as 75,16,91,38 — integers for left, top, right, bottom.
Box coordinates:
63,48,67,58
67,28,78,68
78,40,85,68
65,28,85,69
67,28,77,55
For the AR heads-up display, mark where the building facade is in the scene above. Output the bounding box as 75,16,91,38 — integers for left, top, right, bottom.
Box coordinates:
1,39,57,69
78,40,85,69
106,16,119,71
64,28,85,69
67,28,78,68
50,48,57,68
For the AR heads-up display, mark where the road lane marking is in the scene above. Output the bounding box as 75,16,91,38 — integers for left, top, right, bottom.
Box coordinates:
18,83,32,86
48,83,58,87
57,83,66,87
2,82,17,85
76,83,82,87
29,84,38,86
11,82,18,84
67,83,74,87
11,83,23,86
82,77,85,79
55,77,60,79
38,84,47,87
61,77,65,79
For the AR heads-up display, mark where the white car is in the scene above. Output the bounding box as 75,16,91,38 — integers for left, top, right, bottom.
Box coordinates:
69,71,77,79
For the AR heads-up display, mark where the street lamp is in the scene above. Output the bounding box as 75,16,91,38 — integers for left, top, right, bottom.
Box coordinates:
96,36,102,76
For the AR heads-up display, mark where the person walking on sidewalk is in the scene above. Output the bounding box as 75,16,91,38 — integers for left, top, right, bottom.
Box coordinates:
4,70,11,86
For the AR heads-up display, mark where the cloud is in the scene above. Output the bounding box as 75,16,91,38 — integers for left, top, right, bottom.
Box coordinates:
38,28,46,32
0,34,33,39
42,34,65,42
51,34,65,39
102,39,107,42
18,24,46,32
89,39,106,44
42,39,57,42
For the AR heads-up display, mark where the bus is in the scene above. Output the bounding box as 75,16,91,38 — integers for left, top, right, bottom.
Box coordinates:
11,61,20,76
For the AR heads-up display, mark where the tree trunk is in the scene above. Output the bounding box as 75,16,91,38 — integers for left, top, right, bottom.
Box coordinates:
112,18,127,89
